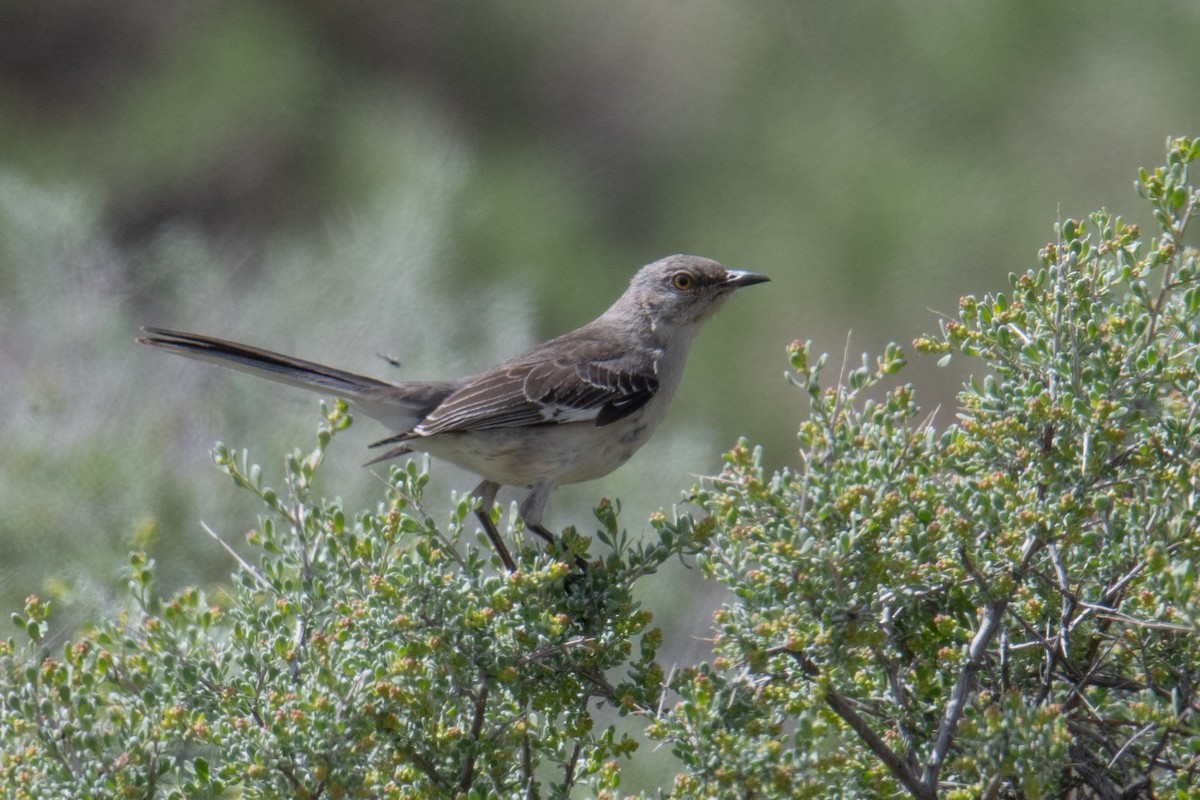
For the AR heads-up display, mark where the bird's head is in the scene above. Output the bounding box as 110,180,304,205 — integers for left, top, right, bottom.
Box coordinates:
622,254,769,331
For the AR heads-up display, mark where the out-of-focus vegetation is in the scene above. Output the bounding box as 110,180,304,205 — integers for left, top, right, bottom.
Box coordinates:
1,3,1199,660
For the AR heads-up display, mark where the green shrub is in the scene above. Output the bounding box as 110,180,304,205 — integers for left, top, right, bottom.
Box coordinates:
654,137,1200,798
3,138,1198,799
0,399,703,798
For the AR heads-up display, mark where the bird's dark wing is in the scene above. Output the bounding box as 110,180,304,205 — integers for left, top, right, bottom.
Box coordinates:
410,346,660,437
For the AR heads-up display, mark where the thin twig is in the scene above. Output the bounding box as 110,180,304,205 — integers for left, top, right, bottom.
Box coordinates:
1145,191,1196,343
779,648,930,799
656,663,677,718
1078,603,1194,633
515,636,593,667
921,531,1044,792
877,603,917,761
200,521,272,591
459,684,489,792
1106,723,1156,772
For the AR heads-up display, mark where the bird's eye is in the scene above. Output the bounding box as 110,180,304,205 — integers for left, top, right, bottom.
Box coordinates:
671,272,695,291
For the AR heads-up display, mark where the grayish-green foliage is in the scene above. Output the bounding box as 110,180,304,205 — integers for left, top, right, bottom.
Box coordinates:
656,138,1200,798
3,141,1199,798
2,402,695,798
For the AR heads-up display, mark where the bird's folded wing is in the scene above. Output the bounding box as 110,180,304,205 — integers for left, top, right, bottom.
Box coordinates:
408,354,660,437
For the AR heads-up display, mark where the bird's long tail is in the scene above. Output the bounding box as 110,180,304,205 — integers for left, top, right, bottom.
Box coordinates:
137,326,395,398
136,326,461,435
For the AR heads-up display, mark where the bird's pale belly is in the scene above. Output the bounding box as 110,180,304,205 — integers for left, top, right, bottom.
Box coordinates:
416,413,657,488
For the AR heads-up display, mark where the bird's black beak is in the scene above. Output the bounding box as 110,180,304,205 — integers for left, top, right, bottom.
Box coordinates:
724,269,770,288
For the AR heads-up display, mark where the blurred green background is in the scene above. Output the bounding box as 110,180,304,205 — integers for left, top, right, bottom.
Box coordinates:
2,1,1199,673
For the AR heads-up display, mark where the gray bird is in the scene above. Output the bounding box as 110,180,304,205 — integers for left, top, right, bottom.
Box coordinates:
138,254,768,569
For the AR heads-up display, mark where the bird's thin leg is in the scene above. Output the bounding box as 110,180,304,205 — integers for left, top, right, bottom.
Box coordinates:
527,524,558,546
519,479,558,545
520,480,588,569
472,480,516,572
